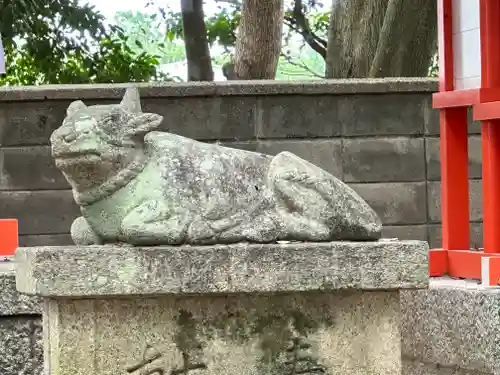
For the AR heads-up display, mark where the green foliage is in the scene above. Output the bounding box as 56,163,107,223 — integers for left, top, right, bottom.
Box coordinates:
0,0,166,85
428,53,439,77
164,6,239,50
113,10,185,64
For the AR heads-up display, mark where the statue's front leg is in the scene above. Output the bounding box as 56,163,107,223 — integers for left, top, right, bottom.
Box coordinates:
71,216,103,245
121,200,192,245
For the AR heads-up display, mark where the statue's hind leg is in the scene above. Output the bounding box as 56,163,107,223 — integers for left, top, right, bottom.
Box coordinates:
267,151,382,241
267,152,333,241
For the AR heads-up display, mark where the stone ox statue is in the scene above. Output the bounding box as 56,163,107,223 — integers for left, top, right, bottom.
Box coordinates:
50,87,382,246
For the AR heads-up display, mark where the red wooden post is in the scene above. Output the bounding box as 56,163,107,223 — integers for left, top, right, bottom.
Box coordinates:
437,0,470,251
431,0,500,284
0,219,18,256
480,0,500,254
440,107,470,250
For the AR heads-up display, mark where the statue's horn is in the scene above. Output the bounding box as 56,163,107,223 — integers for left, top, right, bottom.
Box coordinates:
121,87,142,113
66,100,87,117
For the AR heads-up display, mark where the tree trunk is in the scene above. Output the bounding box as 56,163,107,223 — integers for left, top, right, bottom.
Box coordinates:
180,0,214,81
232,0,284,80
325,0,437,78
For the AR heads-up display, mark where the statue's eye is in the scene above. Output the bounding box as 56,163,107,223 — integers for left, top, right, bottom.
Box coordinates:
105,112,122,123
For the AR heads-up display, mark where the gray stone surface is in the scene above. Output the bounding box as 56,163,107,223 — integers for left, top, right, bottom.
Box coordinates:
147,96,258,140
0,316,43,375
51,87,381,245
401,278,500,375
255,95,343,138
340,94,429,136
19,233,74,247
0,80,436,146
0,263,40,315
403,358,492,375
427,223,483,249
427,180,482,223
381,225,428,242
0,263,43,375
0,78,438,101
425,136,482,181
424,106,481,136
256,139,343,178
43,291,403,375
343,137,425,182
0,190,79,235
0,145,69,190
15,241,428,297
351,182,427,225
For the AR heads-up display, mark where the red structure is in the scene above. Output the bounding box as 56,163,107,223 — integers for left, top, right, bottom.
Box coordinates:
429,0,500,285
0,219,18,256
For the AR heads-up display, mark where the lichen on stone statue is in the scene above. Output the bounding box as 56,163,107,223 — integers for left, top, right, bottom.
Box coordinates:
50,87,382,246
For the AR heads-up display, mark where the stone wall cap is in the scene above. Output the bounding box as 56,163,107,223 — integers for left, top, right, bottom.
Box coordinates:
0,78,438,102
15,241,428,298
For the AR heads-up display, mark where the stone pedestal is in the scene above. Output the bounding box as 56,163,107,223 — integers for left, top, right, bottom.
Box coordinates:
15,241,428,375
402,277,500,375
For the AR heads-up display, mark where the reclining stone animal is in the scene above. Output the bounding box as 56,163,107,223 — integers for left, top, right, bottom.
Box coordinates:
50,87,382,246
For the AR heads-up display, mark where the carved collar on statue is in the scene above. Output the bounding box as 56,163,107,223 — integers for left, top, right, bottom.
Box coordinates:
73,156,147,207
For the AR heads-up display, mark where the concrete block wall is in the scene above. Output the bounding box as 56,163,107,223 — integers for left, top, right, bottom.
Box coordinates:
0,78,482,249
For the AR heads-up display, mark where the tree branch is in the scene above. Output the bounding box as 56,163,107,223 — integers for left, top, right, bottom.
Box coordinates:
286,0,326,59
280,52,324,78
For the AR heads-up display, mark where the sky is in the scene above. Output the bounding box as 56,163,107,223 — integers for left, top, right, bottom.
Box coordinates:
83,0,223,19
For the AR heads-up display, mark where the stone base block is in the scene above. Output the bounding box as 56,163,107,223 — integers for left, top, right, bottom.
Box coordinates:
45,291,400,375
401,278,500,375
16,240,429,375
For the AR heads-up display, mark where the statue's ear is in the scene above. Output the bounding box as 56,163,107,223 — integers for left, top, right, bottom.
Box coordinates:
120,87,142,113
125,113,163,139
67,100,87,117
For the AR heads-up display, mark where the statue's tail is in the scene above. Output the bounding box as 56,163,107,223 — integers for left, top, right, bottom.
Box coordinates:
268,152,382,241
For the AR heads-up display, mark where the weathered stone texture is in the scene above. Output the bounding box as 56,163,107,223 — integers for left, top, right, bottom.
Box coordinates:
403,358,492,375
427,223,483,249
19,234,73,247
382,225,428,242
340,93,429,136
15,238,428,375
256,95,344,138
256,139,343,178
427,180,482,223
16,241,428,298
426,136,482,181
343,137,425,182
0,263,42,375
0,190,79,235
401,279,500,375
424,106,481,136
44,291,402,375
351,182,427,225
0,263,40,315
0,146,69,190
0,316,43,375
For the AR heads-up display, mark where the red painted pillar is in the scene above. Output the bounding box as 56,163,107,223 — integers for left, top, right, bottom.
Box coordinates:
0,219,18,256
440,107,470,250
481,0,500,253
482,122,500,253
437,0,470,250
